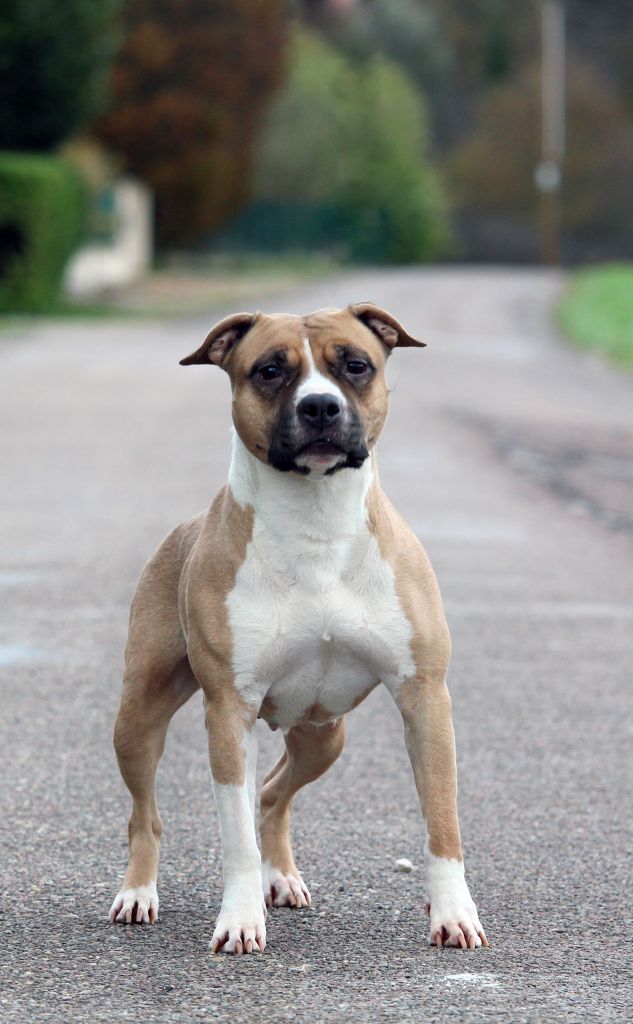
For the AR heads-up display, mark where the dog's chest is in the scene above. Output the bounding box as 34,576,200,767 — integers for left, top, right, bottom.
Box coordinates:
226,519,415,731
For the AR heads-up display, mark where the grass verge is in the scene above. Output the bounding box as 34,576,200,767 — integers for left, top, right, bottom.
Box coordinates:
558,263,633,369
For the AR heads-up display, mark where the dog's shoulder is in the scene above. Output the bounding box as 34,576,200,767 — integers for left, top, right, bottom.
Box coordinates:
180,486,254,634
367,483,450,669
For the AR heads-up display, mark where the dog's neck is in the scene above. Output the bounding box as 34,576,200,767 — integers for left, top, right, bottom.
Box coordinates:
228,430,374,546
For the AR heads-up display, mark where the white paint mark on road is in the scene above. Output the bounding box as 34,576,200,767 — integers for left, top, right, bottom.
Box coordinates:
414,520,525,544
443,973,500,989
444,601,633,620
0,644,45,667
0,571,44,585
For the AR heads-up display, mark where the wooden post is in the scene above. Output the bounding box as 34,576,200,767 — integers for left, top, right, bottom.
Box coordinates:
536,1,565,265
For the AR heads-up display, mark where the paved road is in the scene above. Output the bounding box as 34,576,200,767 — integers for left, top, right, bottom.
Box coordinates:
1,269,632,1023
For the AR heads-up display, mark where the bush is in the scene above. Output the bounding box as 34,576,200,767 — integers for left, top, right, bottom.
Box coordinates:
253,27,449,263
0,153,86,312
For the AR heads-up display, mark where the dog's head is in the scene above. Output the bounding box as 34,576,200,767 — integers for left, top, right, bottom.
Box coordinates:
180,304,425,476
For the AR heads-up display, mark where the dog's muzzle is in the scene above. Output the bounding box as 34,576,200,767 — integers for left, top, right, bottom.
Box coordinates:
268,395,369,475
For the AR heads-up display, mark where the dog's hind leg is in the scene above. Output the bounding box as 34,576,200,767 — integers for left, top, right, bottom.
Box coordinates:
259,718,345,909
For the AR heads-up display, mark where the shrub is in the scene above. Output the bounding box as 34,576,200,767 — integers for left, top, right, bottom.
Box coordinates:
0,153,86,312
253,28,448,263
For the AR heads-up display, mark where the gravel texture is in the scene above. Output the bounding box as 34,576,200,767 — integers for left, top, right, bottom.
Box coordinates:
1,268,632,1023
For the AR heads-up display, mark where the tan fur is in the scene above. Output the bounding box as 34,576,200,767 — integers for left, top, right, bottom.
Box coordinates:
113,515,204,893
220,310,391,464
183,487,255,787
366,474,462,861
113,487,254,898
260,720,345,875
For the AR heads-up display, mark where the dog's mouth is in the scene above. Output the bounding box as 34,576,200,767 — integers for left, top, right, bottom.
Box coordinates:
267,412,370,476
298,439,344,458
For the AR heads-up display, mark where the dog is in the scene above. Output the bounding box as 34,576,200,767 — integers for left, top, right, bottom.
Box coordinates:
109,303,488,954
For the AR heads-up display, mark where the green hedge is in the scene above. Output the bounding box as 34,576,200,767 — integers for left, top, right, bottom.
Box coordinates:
0,153,86,312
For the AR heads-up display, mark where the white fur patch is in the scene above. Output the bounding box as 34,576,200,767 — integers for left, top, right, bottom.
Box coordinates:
227,436,415,732
294,336,346,404
210,729,266,953
425,844,484,948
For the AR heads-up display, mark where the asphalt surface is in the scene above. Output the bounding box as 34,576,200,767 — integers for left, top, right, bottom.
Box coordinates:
1,268,632,1023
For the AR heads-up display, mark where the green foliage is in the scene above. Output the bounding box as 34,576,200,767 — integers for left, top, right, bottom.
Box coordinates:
0,0,121,151
96,0,286,246
558,264,633,369
254,28,448,262
0,153,86,312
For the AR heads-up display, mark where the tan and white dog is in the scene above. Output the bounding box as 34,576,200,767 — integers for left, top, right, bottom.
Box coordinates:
109,303,488,954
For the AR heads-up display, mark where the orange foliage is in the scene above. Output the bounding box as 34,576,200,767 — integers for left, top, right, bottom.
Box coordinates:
96,0,286,245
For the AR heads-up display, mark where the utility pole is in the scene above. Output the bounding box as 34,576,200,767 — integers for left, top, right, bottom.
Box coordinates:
535,1,566,265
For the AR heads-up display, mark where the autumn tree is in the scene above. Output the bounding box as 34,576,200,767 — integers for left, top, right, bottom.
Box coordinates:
96,0,286,245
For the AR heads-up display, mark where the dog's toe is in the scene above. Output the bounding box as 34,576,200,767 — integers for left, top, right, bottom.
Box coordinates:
211,915,266,954
109,883,158,925
428,905,487,950
262,862,311,909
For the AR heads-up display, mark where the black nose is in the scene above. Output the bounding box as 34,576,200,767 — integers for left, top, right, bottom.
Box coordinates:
297,393,343,430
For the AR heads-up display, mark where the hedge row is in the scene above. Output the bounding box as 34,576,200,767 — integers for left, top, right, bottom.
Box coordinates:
0,153,86,312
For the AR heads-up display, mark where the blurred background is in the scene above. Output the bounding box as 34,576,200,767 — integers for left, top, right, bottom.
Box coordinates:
0,0,632,351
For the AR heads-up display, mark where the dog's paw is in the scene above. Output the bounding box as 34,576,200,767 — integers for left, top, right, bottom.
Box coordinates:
424,854,488,950
424,897,487,950
262,860,311,909
109,882,158,924
211,908,266,954
427,900,488,949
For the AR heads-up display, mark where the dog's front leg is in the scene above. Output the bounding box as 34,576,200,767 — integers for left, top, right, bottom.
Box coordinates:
390,674,488,950
201,684,266,954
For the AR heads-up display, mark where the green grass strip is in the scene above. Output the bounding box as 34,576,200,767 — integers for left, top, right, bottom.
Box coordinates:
558,263,633,369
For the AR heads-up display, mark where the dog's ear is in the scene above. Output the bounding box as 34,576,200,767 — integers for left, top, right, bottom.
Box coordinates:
180,312,256,368
350,302,426,351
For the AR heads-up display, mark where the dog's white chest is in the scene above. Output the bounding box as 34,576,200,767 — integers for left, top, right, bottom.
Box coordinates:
226,517,415,732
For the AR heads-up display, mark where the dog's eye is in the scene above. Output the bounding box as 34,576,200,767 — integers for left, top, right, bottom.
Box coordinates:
258,365,282,381
346,359,368,375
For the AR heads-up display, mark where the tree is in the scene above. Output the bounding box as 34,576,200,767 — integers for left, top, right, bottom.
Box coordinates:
0,0,121,151
301,0,452,105
254,27,448,262
96,0,286,246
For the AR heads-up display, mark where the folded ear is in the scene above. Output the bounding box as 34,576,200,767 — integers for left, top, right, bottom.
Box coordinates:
180,312,256,367
350,302,426,351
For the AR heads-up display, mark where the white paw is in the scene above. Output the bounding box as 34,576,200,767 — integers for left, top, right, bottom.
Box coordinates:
262,860,311,909
211,907,267,954
109,882,158,924
425,853,488,950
